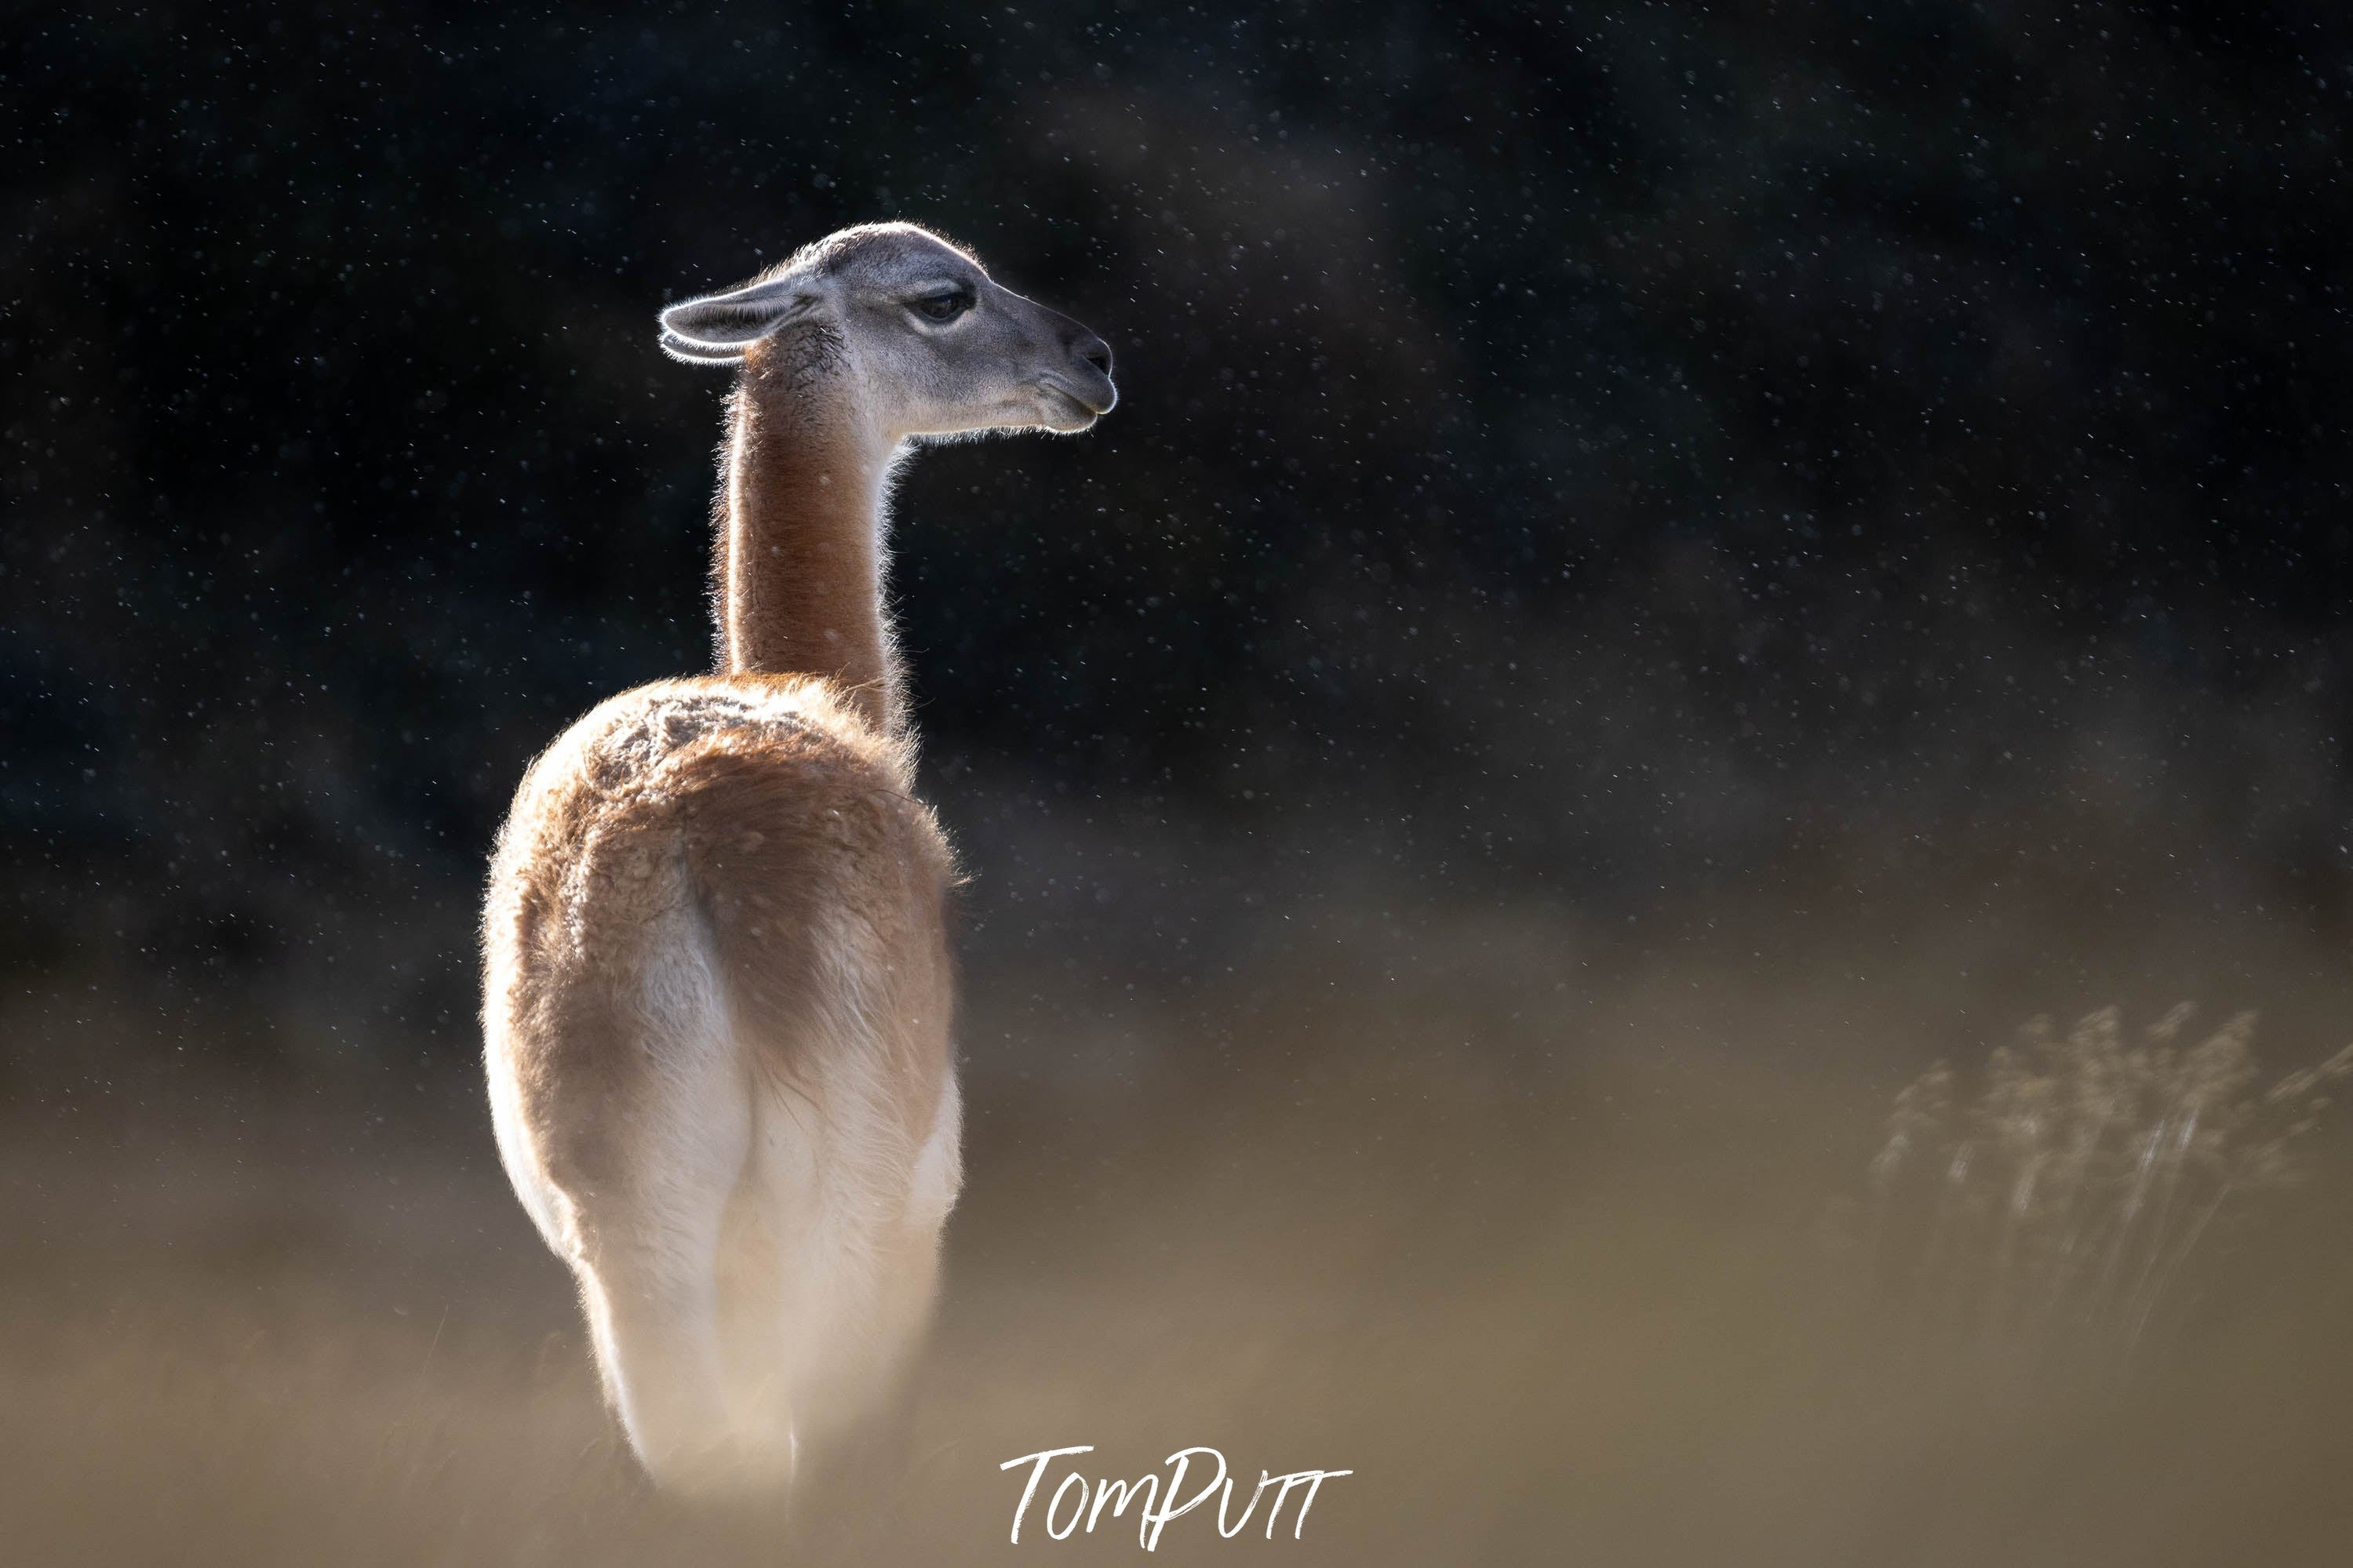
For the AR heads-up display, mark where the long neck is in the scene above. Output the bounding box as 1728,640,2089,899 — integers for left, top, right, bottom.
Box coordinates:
715,329,901,730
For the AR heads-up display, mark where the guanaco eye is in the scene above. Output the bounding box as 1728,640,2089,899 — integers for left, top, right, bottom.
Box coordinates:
913,290,971,322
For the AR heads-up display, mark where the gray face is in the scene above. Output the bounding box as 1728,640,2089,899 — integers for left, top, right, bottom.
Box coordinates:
657,224,1116,438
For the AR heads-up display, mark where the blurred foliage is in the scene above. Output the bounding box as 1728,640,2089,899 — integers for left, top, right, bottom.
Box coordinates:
5,1,2353,1043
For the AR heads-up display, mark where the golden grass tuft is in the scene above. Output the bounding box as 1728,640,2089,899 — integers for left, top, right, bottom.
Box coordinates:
1852,1005,2353,1378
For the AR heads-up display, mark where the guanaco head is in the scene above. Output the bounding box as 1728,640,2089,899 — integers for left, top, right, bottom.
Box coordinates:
657,222,1116,438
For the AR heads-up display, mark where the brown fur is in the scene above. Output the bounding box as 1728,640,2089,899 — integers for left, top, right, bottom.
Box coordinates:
712,330,900,729
482,350,948,1490
482,671,958,1487
488,675,950,1183
481,222,1111,1495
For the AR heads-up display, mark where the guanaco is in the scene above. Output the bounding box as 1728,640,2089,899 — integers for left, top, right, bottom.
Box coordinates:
481,223,1115,1493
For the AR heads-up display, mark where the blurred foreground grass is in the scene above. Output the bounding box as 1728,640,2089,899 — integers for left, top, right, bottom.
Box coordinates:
5,891,2353,1566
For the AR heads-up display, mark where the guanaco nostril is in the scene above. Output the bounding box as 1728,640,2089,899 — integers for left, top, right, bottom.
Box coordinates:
1074,336,1113,377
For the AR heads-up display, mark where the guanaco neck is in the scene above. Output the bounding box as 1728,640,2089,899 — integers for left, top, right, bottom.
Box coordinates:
716,327,902,731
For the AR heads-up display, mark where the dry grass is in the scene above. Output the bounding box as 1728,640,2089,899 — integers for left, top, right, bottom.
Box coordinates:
5,898,2353,1565
1845,1006,2353,1382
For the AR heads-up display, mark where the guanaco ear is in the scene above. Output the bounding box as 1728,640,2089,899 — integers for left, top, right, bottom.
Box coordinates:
657,278,819,365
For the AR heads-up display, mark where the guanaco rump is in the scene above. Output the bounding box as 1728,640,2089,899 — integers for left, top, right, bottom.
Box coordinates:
481,224,1116,1494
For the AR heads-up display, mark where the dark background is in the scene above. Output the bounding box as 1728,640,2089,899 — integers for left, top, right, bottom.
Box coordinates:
13,5,2353,1563
6,0,2353,1059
